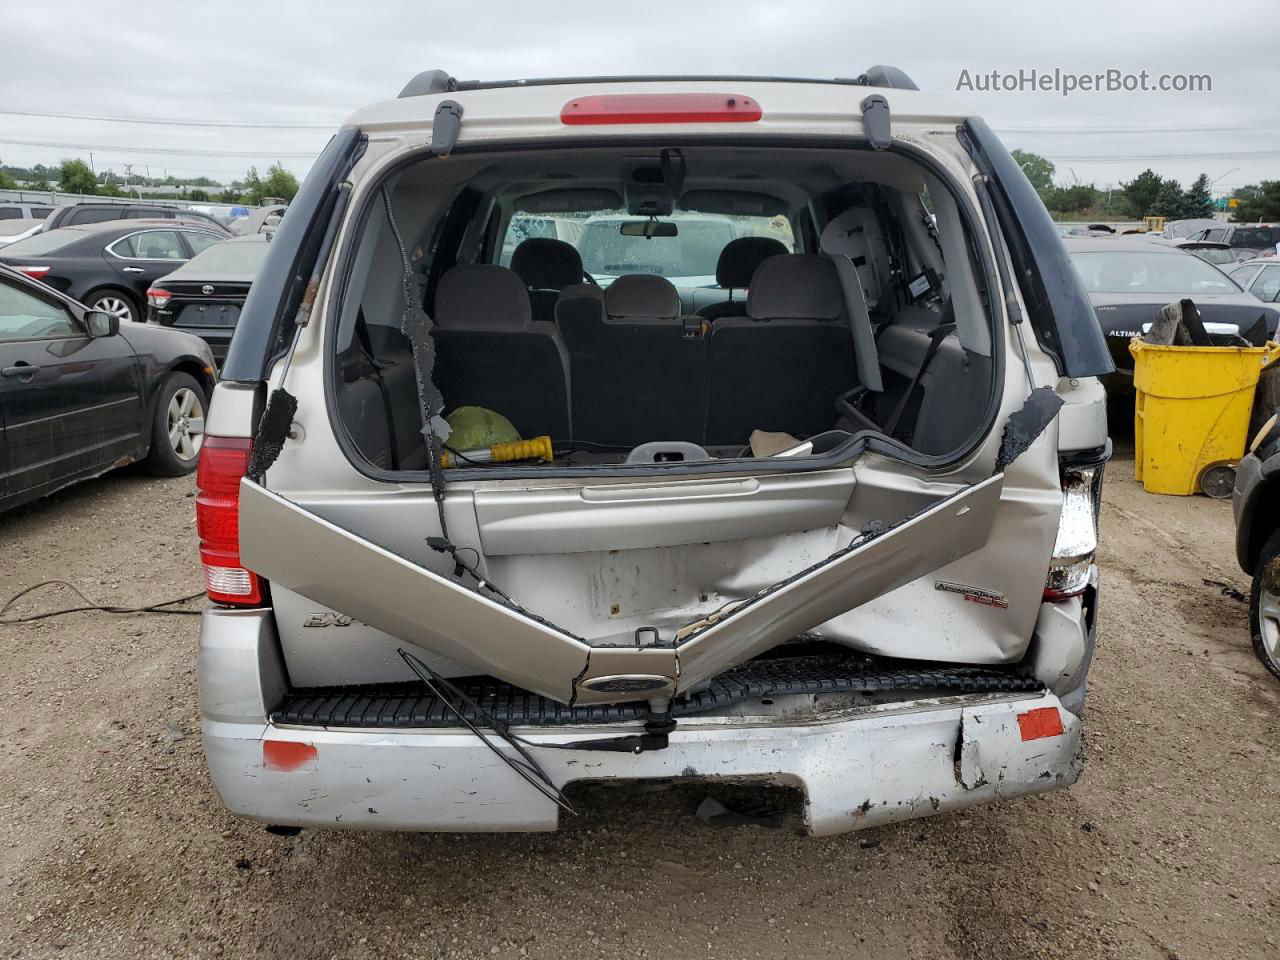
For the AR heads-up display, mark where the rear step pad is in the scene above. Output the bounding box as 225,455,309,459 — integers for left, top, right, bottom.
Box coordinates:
270,655,1042,728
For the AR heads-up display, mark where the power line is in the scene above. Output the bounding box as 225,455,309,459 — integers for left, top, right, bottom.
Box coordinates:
1038,149,1280,162
0,136,318,160
996,123,1280,135
0,107,337,130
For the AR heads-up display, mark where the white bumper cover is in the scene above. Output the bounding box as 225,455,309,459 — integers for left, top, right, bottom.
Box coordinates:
201,611,1082,836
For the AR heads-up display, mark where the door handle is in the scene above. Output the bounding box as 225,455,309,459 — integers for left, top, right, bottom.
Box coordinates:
2,363,37,380
121,266,144,273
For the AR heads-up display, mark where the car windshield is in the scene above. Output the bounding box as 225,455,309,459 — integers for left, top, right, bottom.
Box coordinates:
184,239,268,274
1232,226,1280,247
1070,250,1241,294
501,211,793,281
0,229,82,256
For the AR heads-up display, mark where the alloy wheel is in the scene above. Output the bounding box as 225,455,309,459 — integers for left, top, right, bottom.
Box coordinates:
166,387,205,461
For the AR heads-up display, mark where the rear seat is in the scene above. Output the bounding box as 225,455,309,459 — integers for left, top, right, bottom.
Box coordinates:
430,263,573,442
704,255,858,446
557,274,705,446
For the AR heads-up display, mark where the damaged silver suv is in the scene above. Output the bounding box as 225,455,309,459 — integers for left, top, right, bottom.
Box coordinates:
197,68,1113,835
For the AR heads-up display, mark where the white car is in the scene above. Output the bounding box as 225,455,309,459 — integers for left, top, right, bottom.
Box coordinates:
0,218,46,247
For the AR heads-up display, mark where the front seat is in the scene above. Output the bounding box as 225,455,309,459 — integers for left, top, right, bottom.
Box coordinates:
510,238,586,325
696,236,790,322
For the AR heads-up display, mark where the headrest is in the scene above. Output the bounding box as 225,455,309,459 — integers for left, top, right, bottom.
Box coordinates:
746,255,844,321
604,274,681,320
509,238,583,291
435,264,532,330
556,282,605,303
715,236,790,288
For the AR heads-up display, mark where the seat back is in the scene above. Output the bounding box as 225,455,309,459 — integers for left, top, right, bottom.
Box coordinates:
510,238,583,326
696,236,790,323
705,255,858,446
431,264,572,442
558,275,705,446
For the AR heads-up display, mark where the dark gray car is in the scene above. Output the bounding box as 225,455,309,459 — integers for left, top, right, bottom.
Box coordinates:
1065,237,1280,385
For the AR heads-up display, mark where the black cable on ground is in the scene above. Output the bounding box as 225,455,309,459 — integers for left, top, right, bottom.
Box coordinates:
0,580,205,625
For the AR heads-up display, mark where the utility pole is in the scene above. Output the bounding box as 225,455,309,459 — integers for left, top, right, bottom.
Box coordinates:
89,152,95,176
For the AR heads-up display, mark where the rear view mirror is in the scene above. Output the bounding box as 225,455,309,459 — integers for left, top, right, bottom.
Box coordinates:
85,309,119,338
620,220,678,238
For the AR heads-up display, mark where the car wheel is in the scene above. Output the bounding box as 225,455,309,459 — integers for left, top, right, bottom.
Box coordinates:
145,372,207,476
88,289,139,324
1249,529,1280,681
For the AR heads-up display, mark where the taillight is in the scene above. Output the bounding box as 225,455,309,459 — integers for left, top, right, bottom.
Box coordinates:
561,93,762,125
196,436,264,606
1044,454,1105,600
147,287,172,308
14,265,51,279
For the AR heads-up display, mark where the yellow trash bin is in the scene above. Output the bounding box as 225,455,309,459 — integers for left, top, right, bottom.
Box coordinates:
1130,339,1277,496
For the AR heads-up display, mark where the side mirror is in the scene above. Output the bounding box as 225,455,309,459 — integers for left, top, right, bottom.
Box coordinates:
85,310,119,338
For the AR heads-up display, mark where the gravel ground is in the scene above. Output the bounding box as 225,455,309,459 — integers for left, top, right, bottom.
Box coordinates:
2,454,1279,960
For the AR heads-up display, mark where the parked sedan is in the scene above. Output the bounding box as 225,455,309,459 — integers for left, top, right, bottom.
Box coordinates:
147,234,269,360
1065,237,1280,389
0,220,228,325
1227,259,1280,304
0,264,216,513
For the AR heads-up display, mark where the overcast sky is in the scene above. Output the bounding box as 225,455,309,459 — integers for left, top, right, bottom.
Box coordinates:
2,0,1277,194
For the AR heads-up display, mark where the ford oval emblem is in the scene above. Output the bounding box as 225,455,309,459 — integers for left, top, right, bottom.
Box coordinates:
578,675,673,694
201,284,215,295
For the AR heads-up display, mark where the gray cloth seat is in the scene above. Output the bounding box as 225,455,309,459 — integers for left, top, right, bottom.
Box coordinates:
509,238,585,326
696,236,790,322
705,254,859,446
557,274,706,446
430,263,572,442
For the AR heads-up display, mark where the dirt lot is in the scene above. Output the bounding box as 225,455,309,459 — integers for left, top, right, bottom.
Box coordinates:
2,453,1279,960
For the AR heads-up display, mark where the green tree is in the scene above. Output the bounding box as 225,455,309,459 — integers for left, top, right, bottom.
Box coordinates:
0,170,16,189
27,178,50,191
1121,169,1165,218
188,189,210,202
238,166,264,204
1043,184,1099,215
58,158,98,194
1011,149,1055,191
1232,181,1280,223
1151,178,1185,218
260,163,299,201
1181,174,1213,220
218,187,241,204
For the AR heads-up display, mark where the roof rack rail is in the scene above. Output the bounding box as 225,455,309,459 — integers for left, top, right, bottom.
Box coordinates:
854,65,919,91
398,70,457,99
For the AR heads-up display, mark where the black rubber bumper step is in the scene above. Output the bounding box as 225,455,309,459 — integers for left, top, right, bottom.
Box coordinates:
271,655,1042,729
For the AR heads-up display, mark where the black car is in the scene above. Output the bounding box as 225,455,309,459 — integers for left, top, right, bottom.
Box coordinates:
42,202,230,234
148,234,270,360
0,263,216,513
0,220,229,325
1185,222,1280,260
1064,237,1280,388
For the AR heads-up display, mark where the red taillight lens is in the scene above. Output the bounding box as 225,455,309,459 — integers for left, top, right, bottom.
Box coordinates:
196,436,263,606
147,287,172,308
15,265,51,279
561,93,762,125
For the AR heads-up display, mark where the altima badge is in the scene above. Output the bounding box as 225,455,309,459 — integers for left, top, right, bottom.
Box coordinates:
934,580,1009,608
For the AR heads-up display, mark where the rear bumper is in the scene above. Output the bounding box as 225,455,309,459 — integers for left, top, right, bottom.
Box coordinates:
200,608,1084,835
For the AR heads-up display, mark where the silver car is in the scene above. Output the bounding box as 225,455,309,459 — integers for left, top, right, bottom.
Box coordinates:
196,68,1111,836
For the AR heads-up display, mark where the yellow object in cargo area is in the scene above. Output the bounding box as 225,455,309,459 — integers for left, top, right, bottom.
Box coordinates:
440,435,553,468
1130,339,1277,496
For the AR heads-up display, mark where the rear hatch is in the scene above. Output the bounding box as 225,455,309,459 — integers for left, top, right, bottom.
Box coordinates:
156,279,252,330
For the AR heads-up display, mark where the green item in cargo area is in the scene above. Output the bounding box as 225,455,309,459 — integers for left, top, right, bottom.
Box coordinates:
445,406,520,450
